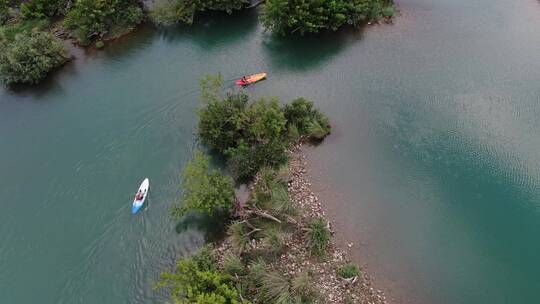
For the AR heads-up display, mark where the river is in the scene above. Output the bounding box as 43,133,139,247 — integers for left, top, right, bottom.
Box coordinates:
1,0,539,303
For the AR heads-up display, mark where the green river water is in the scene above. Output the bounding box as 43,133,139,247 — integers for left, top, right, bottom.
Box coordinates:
1,0,539,303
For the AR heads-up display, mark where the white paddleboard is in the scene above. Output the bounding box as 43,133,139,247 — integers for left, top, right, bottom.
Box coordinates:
132,178,149,214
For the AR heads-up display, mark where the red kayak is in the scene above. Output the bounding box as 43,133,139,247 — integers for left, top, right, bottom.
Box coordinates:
236,73,267,86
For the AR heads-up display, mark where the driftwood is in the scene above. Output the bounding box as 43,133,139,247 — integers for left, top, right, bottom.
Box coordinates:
246,0,265,9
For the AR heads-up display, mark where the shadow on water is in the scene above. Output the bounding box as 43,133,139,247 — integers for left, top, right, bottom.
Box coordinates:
94,25,159,62
262,25,366,72
175,210,229,242
0,59,79,100
157,9,259,50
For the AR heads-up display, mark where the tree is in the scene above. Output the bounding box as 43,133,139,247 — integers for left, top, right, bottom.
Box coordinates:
157,246,247,304
198,91,248,154
172,151,236,218
150,0,248,25
225,98,289,179
64,0,143,45
261,0,394,35
283,97,331,140
21,0,67,20
0,29,68,85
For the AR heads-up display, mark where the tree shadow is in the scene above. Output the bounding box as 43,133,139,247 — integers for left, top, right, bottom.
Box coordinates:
157,9,259,50
175,210,230,242
0,58,79,100
262,25,366,72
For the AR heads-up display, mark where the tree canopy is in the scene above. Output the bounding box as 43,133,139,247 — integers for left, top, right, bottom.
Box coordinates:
157,247,248,304
150,0,248,25
172,151,236,218
64,0,143,45
0,29,68,85
197,74,331,179
261,0,395,35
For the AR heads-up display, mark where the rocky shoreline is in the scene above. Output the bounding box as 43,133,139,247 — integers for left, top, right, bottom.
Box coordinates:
216,142,388,304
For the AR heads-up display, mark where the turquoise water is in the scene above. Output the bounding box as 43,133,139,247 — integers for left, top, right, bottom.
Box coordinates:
1,0,539,303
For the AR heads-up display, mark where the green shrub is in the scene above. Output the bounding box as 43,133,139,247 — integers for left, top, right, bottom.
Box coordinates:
198,91,248,153
0,29,68,85
95,40,105,49
225,99,289,179
381,4,396,17
197,75,330,180
21,0,66,20
304,218,331,259
336,263,361,279
261,0,394,35
64,0,142,45
172,150,236,218
150,0,248,25
283,98,331,140
157,246,245,304
0,0,11,24
261,0,368,35
198,86,289,179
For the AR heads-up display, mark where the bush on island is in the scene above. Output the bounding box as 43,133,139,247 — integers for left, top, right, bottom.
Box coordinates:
171,150,236,218
197,74,331,180
150,0,248,25
21,0,67,20
157,246,248,304
261,0,395,35
64,0,143,45
0,29,68,85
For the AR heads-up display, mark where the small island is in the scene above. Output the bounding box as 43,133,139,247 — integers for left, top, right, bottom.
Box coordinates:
156,75,388,304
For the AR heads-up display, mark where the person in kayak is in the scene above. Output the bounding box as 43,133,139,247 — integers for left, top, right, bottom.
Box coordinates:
135,190,143,201
241,76,248,83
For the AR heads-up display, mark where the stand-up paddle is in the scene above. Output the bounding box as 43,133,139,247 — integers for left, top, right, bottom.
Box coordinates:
132,178,149,214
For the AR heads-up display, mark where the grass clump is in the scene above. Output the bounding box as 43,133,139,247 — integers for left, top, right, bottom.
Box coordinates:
304,218,331,259
223,254,247,276
337,263,361,279
263,228,286,256
228,221,252,255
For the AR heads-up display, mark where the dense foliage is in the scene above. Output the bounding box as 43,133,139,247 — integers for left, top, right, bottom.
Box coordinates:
283,98,332,141
64,0,143,45
197,75,330,179
21,0,67,20
261,0,395,35
0,29,68,85
0,0,11,24
150,0,248,25
158,247,247,304
172,151,236,218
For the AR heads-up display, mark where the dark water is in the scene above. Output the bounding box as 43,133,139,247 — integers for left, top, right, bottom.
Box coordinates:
1,0,539,303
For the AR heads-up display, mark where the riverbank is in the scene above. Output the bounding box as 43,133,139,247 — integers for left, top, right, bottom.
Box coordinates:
212,142,388,304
